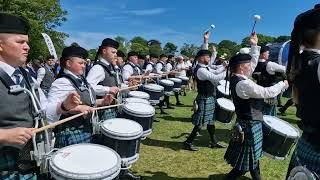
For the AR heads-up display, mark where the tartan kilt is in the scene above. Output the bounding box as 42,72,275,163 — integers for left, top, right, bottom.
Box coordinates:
288,136,320,175
191,95,215,126
0,150,36,180
54,127,92,148
98,108,118,121
224,120,263,171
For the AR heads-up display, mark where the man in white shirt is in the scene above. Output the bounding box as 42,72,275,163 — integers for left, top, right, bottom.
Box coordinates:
0,13,79,179
86,38,120,119
145,53,158,73
252,45,286,116
122,51,141,84
37,55,56,96
156,54,168,74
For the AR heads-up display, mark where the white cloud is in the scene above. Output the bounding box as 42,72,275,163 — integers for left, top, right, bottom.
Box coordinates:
126,8,167,16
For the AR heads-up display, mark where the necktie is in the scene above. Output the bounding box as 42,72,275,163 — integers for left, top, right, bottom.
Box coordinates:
12,69,25,87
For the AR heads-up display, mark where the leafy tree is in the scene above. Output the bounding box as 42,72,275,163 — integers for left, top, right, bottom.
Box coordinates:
180,43,199,57
241,34,276,47
163,42,178,55
87,48,97,61
131,36,148,47
274,35,291,43
130,42,149,55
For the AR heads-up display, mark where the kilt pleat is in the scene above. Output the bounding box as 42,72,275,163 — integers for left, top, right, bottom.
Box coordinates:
224,120,263,171
192,95,215,126
289,136,320,175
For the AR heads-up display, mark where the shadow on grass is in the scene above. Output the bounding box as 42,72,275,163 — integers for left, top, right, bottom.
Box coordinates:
161,115,191,122
140,171,227,180
142,129,231,151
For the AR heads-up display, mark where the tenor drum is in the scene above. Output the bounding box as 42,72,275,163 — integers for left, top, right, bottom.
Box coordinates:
268,40,290,66
121,102,156,138
143,84,164,104
216,85,230,99
159,79,174,92
215,98,235,123
177,76,189,86
49,144,121,180
124,97,150,105
262,115,300,160
100,118,143,167
168,78,182,89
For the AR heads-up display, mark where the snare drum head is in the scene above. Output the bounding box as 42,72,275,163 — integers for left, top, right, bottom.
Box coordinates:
128,91,150,99
144,84,164,92
124,97,150,104
159,79,174,86
169,78,182,83
101,118,143,139
217,85,230,95
178,76,189,81
123,102,155,116
288,166,317,180
217,98,235,111
263,115,300,138
50,144,120,179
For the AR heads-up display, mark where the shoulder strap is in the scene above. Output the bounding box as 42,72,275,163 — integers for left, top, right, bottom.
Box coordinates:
95,61,115,76
19,67,33,90
0,68,16,89
58,73,83,92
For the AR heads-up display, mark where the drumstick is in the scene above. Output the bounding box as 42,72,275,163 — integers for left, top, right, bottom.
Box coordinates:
120,84,141,91
33,104,123,133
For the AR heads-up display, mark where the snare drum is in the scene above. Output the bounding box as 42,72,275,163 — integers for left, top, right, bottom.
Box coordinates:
262,115,300,160
124,97,150,105
159,79,174,92
121,102,156,138
143,84,164,104
168,78,182,89
100,118,143,167
128,91,150,100
217,85,230,99
288,166,318,180
215,98,235,123
49,143,121,180
177,76,189,86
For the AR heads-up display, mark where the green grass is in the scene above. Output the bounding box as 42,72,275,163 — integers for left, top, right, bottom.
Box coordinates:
131,91,300,180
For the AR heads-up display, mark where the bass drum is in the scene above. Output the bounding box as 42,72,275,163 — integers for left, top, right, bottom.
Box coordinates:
268,40,290,67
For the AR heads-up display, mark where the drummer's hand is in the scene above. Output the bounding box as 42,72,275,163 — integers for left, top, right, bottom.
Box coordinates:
204,31,210,43
283,80,289,88
70,105,94,115
222,61,229,67
0,128,34,145
102,94,114,106
211,45,217,52
63,91,81,111
249,33,258,46
109,87,119,95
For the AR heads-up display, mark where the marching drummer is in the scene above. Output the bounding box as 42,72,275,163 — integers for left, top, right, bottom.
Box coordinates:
122,51,142,84
0,13,78,179
175,55,189,98
116,50,126,69
223,34,288,180
286,5,320,178
252,45,286,116
183,48,227,151
145,53,158,74
86,38,120,120
36,55,56,97
47,46,113,148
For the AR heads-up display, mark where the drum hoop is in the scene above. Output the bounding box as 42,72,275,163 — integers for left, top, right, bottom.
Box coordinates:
169,78,182,83
100,119,143,140
143,86,163,92
217,85,230,95
123,103,155,117
217,98,235,111
288,166,317,180
49,144,121,179
263,116,300,139
128,91,150,99
121,153,140,167
278,40,291,66
124,98,150,105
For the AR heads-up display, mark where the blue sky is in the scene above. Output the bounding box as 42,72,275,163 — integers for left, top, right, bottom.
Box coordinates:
58,0,319,50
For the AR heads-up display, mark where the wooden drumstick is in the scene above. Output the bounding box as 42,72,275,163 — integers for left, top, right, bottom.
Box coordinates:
33,104,123,133
119,84,141,92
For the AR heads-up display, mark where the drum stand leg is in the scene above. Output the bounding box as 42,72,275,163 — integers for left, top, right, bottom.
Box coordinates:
119,168,141,180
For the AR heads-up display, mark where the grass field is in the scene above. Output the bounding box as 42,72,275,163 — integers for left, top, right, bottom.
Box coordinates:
131,90,300,180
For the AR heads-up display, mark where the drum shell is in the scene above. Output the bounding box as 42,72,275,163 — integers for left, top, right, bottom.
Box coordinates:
282,86,292,98
262,124,297,159
159,84,173,92
99,136,140,160
143,89,163,101
128,91,150,100
216,88,230,99
215,104,234,123
121,111,154,137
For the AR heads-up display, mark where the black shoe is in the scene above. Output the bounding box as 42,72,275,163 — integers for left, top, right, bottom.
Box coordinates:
176,102,184,106
209,142,227,148
160,111,168,115
167,106,175,109
124,171,141,180
183,141,199,151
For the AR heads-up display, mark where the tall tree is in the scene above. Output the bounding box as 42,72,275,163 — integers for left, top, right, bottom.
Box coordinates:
131,36,148,47
0,0,68,60
241,34,276,47
180,43,199,57
130,42,149,55
87,48,97,61
163,42,178,55
115,36,130,53
274,35,291,43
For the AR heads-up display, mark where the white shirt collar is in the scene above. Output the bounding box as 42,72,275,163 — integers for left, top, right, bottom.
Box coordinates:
258,59,266,62
99,57,110,66
63,69,81,79
129,62,136,67
304,48,320,54
0,61,17,77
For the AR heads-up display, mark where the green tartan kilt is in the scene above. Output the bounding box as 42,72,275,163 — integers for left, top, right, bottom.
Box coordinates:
54,127,92,148
191,95,215,126
0,150,36,180
98,108,118,121
224,120,263,171
288,135,320,175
